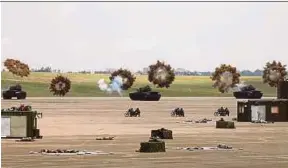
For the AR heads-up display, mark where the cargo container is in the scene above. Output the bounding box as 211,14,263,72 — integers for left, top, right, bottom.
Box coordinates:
1,110,42,139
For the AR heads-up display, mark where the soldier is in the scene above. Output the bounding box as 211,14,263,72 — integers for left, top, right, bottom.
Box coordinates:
19,104,25,111
224,107,229,116
220,107,224,112
173,108,178,116
257,110,260,121
180,108,184,116
135,108,140,116
175,107,179,112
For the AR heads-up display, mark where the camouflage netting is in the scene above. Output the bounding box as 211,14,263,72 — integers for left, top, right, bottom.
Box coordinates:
148,60,175,88
262,61,287,87
49,75,71,96
1,104,32,112
211,64,241,93
4,58,30,77
110,68,136,90
139,138,166,153
216,119,235,129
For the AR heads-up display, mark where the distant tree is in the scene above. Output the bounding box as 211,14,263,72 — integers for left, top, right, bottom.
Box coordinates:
33,66,52,72
253,69,263,76
240,70,253,76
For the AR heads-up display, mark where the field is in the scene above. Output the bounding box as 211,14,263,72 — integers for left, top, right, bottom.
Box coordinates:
1,72,276,97
2,98,288,168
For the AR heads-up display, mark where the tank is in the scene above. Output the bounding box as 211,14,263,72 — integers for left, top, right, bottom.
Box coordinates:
233,84,263,99
2,84,27,99
129,85,161,101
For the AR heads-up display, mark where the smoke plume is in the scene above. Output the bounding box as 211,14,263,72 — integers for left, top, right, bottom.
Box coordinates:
154,67,168,81
214,71,234,93
217,71,249,93
231,81,247,92
268,69,281,82
97,75,123,96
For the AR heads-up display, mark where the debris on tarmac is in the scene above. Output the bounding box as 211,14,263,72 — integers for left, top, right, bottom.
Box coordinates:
96,136,115,140
15,137,35,142
176,118,213,124
176,144,242,151
29,149,114,156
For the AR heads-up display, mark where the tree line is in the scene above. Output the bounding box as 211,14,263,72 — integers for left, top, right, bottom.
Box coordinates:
1,66,269,76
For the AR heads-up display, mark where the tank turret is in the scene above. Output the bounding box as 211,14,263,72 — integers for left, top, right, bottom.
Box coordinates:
129,85,161,101
2,84,27,99
233,84,263,99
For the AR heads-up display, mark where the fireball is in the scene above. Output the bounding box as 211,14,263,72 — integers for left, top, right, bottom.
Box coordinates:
4,58,30,77
49,75,71,96
109,69,136,90
148,60,175,88
262,61,287,87
211,64,241,93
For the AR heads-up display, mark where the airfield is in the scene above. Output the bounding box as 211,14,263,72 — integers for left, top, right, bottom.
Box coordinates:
2,97,288,168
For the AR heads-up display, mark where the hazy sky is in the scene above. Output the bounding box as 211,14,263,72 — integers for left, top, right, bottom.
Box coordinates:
1,2,288,72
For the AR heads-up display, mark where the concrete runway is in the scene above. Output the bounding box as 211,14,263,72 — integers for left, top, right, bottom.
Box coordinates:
2,97,288,168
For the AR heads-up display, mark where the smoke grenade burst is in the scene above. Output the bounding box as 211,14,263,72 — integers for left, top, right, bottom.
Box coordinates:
148,60,175,88
262,61,287,87
97,76,124,96
213,71,234,93
154,67,168,82
211,64,241,93
220,71,233,85
268,69,281,82
231,81,248,92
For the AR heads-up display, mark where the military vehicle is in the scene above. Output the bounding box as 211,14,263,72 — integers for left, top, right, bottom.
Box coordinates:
124,108,141,117
233,84,263,99
129,85,161,101
2,84,27,99
171,107,185,117
214,107,230,116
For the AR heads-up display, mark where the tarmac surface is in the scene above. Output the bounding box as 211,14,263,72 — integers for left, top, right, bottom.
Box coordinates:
2,97,288,168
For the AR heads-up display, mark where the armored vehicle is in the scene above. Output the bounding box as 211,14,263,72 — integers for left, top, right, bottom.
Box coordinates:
233,84,263,99
2,84,27,99
129,85,161,101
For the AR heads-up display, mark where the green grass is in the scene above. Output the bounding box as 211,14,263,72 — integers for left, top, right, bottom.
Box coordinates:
1,72,277,97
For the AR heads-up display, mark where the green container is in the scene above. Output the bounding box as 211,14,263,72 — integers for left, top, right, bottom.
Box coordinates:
139,141,166,153
216,121,235,129
1,111,42,139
